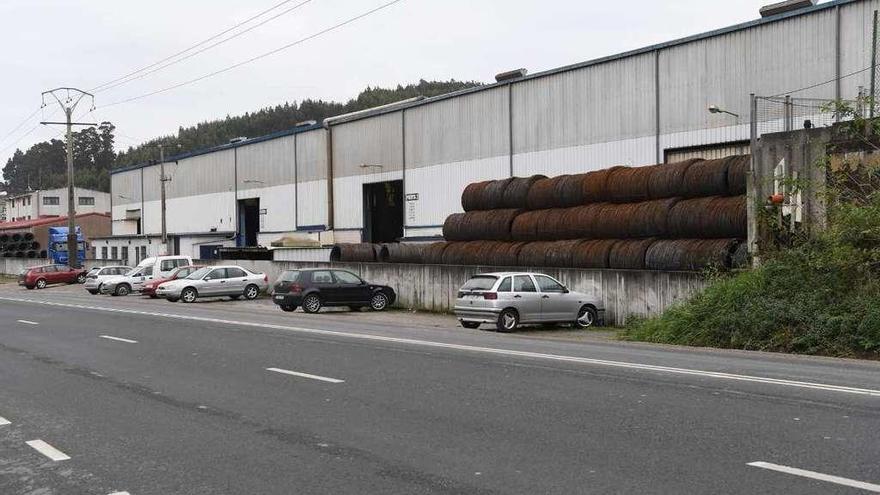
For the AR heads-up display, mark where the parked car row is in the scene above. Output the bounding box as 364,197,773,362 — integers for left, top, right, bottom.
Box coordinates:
19,260,603,332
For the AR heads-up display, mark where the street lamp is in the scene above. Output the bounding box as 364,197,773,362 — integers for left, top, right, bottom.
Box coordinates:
708,105,740,118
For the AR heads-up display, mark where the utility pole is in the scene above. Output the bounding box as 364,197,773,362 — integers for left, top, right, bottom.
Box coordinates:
156,143,178,253
40,88,96,268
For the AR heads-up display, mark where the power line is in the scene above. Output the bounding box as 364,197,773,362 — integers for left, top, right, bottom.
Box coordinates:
95,0,314,95
0,107,45,146
771,63,877,98
98,0,406,109
89,0,300,93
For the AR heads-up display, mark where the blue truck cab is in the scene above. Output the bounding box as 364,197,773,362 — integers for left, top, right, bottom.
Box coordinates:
47,226,85,265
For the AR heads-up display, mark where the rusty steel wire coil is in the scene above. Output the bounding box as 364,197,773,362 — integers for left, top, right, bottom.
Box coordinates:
541,240,582,267
461,181,491,211
380,243,424,263
511,210,543,241
517,241,557,267
726,155,749,196
606,165,658,203
330,243,378,262
422,242,450,264
501,175,547,209
648,159,703,199
681,156,736,198
645,238,740,271
582,166,626,203
440,242,476,265
608,238,659,270
535,209,569,241
559,174,587,207
668,196,746,238
482,178,515,210
571,239,619,269
442,209,523,241
527,175,570,210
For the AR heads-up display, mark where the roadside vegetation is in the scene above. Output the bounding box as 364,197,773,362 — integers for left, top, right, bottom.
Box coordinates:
624,102,880,358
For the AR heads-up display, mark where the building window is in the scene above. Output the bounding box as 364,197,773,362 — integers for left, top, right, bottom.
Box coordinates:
121,246,129,264
78,196,95,206
43,196,60,206
111,246,118,260
141,246,147,260
101,246,108,259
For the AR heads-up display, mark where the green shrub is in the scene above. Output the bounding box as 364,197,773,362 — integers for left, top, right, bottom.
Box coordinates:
623,193,880,358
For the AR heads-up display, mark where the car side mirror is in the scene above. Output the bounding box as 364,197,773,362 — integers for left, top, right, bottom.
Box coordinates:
204,277,212,281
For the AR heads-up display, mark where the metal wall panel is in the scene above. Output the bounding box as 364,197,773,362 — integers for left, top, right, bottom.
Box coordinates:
111,169,143,206
295,129,328,182
659,7,838,136
405,86,509,168
236,134,296,188
165,148,235,199
839,0,880,98
512,52,657,155
142,164,162,202
332,111,403,178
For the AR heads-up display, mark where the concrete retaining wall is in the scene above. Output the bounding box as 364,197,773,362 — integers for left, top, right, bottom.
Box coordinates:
209,260,709,326
1,257,708,326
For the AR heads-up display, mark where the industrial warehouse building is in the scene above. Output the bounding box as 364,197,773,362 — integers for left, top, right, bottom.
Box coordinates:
99,0,878,261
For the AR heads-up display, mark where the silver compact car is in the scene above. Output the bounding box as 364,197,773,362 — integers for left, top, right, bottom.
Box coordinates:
454,272,604,332
84,266,132,294
156,265,269,303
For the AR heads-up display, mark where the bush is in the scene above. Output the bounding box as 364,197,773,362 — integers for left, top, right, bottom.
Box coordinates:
623,192,880,358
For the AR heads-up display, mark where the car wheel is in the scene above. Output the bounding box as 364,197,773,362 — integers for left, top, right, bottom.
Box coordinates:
76,273,86,284
244,284,260,300
35,278,47,289
369,292,389,311
302,294,322,314
460,321,481,329
115,284,131,297
496,308,519,333
181,287,198,303
575,305,597,329
166,297,180,303
281,304,297,312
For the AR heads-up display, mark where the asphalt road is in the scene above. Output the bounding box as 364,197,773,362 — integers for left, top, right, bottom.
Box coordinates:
0,284,879,494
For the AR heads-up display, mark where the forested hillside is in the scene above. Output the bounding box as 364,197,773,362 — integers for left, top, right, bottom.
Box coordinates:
2,79,481,194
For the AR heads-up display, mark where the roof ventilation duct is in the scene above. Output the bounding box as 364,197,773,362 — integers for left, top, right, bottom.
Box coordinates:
229,136,248,144
759,0,817,18
495,68,528,82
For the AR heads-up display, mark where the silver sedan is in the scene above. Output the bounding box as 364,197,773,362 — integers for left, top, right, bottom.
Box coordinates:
156,265,269,303
454,272,604,332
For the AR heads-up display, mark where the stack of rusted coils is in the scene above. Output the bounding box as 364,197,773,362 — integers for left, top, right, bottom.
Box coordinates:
431,155,750,271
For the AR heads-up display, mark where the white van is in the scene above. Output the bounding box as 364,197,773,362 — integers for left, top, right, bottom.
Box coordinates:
100,256,193,296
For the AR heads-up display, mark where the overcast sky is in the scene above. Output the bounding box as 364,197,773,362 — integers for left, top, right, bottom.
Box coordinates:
1,0,795,161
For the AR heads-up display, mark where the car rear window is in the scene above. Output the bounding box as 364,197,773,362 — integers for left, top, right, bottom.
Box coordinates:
461,276,498,291
279,271,301,282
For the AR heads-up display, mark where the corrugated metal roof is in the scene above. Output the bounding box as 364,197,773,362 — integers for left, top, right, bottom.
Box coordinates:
112,0,858,175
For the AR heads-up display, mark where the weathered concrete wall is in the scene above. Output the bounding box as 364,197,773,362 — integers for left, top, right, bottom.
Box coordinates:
0,257,708,326
210,260,709,326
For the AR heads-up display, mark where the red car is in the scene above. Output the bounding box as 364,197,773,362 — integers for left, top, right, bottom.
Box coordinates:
141,264,203,298
19,264,87,289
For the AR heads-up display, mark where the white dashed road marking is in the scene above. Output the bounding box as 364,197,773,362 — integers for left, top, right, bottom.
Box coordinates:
2,296,879,398
0,416,10,426
748,462,880,493
99,335,138,344
26,439,70,461
16,320,38,325
108,492,131,495
267,368,345,384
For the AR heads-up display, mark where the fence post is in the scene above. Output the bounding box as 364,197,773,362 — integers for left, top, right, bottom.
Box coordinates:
748,94,759,265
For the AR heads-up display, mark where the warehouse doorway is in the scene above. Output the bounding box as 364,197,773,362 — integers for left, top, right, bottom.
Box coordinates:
363,180,403,243
238,198,260,247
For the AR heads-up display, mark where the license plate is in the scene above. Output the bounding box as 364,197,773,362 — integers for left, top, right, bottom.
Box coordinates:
274,295,284,300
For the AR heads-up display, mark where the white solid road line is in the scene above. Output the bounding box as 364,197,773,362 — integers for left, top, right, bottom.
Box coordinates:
99,335,138,344
107,492,131,495
0,416,10,426
26,439,71,461
748,461,880,493
16,319,38,325
267,367,345,384
2,296,879,398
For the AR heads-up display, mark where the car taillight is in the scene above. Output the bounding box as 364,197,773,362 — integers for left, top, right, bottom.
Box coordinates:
483,292,498,300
